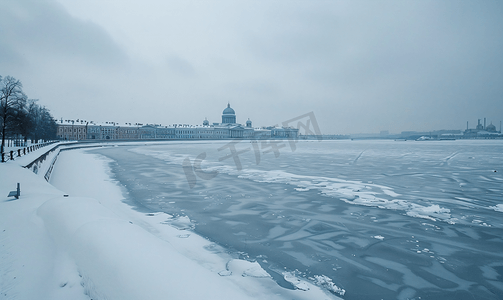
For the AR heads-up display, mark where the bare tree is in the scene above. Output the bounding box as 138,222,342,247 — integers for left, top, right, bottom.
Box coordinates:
27,101,57,142
17,99,38,143
1,76,27,153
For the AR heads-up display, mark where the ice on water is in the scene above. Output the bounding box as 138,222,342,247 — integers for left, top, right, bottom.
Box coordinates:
92,139,503,300
490,204,503,212
226,259,271,278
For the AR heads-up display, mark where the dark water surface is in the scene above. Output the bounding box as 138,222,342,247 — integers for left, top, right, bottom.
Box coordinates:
91,140,503,300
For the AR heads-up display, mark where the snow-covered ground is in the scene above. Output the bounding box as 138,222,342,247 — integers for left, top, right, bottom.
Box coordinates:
0,146,339,300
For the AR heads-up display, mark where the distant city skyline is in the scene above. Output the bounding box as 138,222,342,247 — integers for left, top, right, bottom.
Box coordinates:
2,0,502,135
55,115,502,136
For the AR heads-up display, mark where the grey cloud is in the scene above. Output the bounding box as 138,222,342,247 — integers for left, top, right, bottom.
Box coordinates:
166,55,196,77
1,0,128,68
2,0,502,134
226,80,279,97
239,1,503,132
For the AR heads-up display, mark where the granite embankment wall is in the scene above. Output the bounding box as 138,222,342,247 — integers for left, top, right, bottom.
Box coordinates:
19,140,150,181
5,141,85,182
23,143,65,181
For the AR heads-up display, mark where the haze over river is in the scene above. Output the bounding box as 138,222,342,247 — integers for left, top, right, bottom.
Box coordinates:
91,139,503,300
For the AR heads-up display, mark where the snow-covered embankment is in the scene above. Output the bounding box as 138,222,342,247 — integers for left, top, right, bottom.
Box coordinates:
1,147,339,300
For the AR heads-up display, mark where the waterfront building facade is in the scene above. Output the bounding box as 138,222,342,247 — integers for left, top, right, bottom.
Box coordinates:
56,120,87,140
57,104,299,141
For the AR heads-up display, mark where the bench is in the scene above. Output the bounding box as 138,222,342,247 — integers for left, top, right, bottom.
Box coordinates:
7,183,20,199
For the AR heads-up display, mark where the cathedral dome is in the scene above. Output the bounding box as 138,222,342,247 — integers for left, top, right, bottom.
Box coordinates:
223,103,235,115
222,103,236,124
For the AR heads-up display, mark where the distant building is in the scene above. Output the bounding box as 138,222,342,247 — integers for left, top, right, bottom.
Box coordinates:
201,103,298,139
56,104,298,141
400,130,463,140
56,119,87,140
486,122,497,132
464,118,502,139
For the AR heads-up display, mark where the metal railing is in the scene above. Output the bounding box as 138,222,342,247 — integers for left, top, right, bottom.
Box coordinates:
1,141,57,162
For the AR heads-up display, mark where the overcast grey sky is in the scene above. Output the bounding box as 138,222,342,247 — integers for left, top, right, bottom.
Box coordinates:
2,0,502,134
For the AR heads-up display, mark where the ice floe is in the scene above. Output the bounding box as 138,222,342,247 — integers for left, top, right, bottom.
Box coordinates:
490,204,503,212
226,259,271,278
131,147,459,224
312,275,346,296
283,272,310,291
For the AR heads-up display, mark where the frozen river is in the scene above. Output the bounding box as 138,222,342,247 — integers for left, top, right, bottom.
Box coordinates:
91,139,503,300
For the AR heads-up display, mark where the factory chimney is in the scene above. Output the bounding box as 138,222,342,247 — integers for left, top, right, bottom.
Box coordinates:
484,118,486,130
466,121,469,130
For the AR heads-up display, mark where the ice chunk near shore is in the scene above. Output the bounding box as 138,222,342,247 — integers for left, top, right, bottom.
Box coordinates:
162,215,194,230
313,275,345,296
218,270,232,276
283,272,310,291
226,259,271,278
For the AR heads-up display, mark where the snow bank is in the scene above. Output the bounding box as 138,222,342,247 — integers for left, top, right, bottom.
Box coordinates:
37,197,258,300
0,163,89,300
